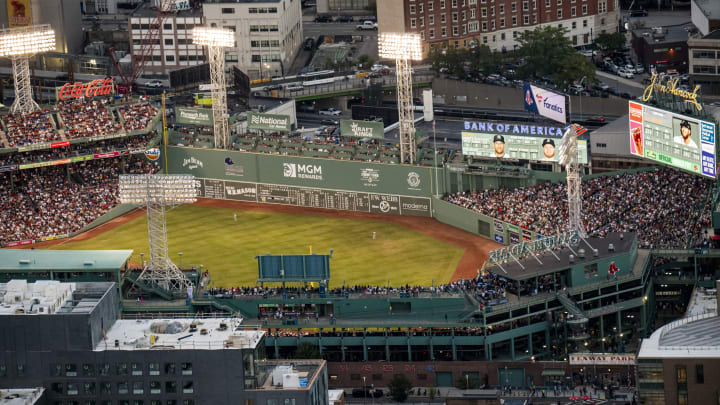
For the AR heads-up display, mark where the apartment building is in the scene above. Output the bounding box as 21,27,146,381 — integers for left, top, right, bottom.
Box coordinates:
203,0,303,80
378,0,620,54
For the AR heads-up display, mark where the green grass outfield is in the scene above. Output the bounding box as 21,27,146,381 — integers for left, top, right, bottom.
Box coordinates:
47,206,464,288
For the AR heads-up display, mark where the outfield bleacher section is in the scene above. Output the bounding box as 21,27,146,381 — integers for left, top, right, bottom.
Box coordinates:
168,129,451,166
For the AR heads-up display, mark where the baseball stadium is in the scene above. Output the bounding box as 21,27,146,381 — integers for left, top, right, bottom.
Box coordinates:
1,18,720,405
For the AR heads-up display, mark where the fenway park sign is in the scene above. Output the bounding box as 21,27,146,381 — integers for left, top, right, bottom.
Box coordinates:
57,79,115,101
569,353,636,366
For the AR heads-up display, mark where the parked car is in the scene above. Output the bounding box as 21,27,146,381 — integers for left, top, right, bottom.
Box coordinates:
321,119,339,125
265,84,283,91
625,64,637,74
618,68,634,79
634,64,645,74
367,72,381,78
595,82,610,91
146,80,164,88
286,85,304,92
630,9,648,17
337,15,354,22
304,38,315,50
319,108,341,116
352,388,383,398
587,116,606,122
314,15,333,22
356,21,378,30
371,64,390,72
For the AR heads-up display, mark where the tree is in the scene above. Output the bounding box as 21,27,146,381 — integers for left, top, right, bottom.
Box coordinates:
356,54,375,69
468,45,500,75
388,374,413,402
427,387,438,400
517,26,574,80
455,375,479,390
295,342,321,359
550,52,597,89
594,32,626,53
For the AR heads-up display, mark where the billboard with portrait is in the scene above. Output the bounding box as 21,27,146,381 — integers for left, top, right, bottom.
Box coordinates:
461,130,588,164
628,101,716,179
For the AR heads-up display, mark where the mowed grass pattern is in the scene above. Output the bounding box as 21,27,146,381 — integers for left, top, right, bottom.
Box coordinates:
47,206,464,288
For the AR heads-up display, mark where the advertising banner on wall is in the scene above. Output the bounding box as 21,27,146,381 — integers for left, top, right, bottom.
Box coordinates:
176,107,213,126
247,112,291,132
461,131,588,164
523,83,567,124
340,119,384,139
7,0,31,27
629,101,716,179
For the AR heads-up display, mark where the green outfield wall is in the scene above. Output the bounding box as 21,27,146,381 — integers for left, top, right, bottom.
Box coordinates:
166,147,435,216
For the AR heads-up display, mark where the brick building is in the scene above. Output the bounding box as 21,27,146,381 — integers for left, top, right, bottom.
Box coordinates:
378,0,620,54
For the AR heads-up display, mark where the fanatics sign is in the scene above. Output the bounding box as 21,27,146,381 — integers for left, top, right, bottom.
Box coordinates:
568,353,636,366
57,79,115,101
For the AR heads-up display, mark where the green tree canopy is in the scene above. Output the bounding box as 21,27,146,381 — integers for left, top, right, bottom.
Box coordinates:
594,32,627,53
294,342,321,359
388,374,413,402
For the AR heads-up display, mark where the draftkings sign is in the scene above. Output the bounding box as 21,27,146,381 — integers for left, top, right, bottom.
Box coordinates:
340,119,384,139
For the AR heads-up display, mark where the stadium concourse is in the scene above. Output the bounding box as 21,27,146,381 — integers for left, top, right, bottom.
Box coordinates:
444,168,713,249
0,96,161,247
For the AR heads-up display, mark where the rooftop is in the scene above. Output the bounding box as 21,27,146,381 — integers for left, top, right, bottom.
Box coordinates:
0,281,114,315
634,23,696,45
96,318,265,351
486,232,636,281
254,360,325,391
132,2,202,18
0,249,132,272
638,313,720,358
694,0,720,20
204,0,282,3
0,388,44,405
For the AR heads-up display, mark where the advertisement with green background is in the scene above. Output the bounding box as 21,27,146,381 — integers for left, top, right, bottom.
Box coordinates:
167,147,433,198
176,107,213,126
461,132,589,164
340,119,385,139
247,112,291,132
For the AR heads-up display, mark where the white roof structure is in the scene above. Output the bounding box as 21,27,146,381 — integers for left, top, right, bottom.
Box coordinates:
0,388,44,405
639,287,720,359
0,280,75,315
95,318,264,351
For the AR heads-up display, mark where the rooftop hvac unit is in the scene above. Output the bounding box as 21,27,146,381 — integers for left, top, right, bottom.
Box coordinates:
283,373,301,388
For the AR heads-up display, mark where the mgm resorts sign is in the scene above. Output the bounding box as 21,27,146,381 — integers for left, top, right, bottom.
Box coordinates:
488,230,580,265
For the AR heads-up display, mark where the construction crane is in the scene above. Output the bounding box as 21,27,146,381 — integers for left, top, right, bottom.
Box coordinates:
109,0,177,91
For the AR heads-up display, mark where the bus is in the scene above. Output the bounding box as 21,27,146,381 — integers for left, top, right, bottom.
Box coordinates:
194,93,212,106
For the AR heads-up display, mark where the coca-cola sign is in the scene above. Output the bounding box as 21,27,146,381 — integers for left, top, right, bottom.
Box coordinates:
57,78,115,101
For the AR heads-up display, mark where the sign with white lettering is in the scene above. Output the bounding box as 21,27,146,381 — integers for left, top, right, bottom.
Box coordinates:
56,79,116,101
247,112,291,132
487,230,579,265
340,119,384,139
176,107,213,126
523,83,567,124
568,353,636,366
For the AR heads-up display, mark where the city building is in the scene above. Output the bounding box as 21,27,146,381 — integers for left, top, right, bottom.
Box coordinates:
377,0,620,54
83,0,142,14
688,31,720,94
0,388,45,405
203,0,303,80
691,0,720,36
316,0,376,14
631,24,693,73
128,1,205,75
0,280,329,405
637,286,719,405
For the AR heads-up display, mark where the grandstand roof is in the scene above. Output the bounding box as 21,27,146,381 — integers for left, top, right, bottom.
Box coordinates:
0,250,133,272
486,232,636,280
638,313,720,358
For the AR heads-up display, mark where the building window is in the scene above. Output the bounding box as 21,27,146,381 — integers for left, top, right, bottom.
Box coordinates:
452,0,457,6
571,7,576,16
512,16,517,25
491,20,495,29
419,3,424,12
491,6,495,15
131,363,143,376
420,16,425,26
582,5,587,14
481,8,486,17
441,0,445,8
696,364,704,384
429,28,435,38
51,364,62,377
66,364,78,377
428,1,434,11
182,363,193,376
411,18,417,28
101,383,111,395
499,4,504,13
82,364,95,376
410,4,416,13
512,2,517,11
149,363,160,376
462,10,466,20
468,21,479,32
441,27,447,36
452,12,458,22
601,17,605,25
165,55,175,62
222,7,235,14
469,0,477,4
524,15,529,24
557,9,562,18
523,1,529,10
693,50,716,59
599,1,606,12
165,363,176,375
150,381,161,395
164,39,173,46
117,382,129,395
165,382,177,393
133,381,144,395
483,36,488,43
501,32,506,40
583,19,587,27
182,381,194,394
84,382,96,396
453,26,458,35
441,13,446,23
163,23,171,30
557,0,562,4
500,18,505,27
693,65,716,74
67,383,78,395
430,15,435,24
482,22,487,31
52,383,63,394
117,363,128,376
470,9,476,18
572,21,576,28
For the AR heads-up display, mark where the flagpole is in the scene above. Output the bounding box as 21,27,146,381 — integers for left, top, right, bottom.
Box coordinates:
433,119,439,197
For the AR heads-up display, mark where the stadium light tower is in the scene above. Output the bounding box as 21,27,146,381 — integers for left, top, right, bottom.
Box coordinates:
193,27,234,149
0,25,55,114
378,33,422,164
559,125,586,237
119,174,199,297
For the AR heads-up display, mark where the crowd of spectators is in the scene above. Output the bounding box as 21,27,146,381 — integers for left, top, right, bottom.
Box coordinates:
0,131,159,166
58,98,123,139
118,103,157,132
444,168,712,249
0,155,158,246
3,109,59,147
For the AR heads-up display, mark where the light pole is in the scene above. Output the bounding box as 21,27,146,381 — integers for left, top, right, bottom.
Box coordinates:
192,27,233,150
178,252,183,268
362,376,367,405
378,32,422,164
0,24,55,114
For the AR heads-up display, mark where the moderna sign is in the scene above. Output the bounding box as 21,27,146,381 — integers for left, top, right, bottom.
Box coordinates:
524,83,566,124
